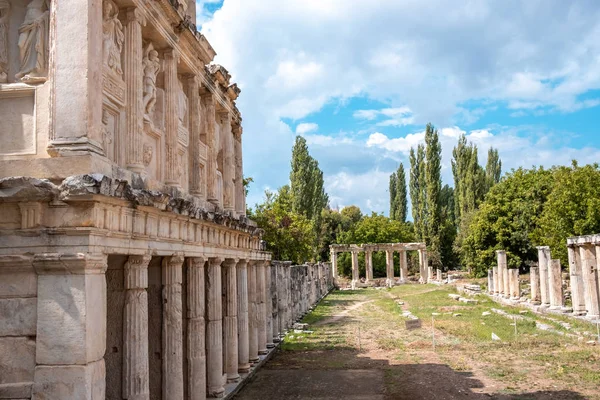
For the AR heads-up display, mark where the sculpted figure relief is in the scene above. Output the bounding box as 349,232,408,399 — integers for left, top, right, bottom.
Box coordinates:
0,0,9,83
177,79,188,127
15,0,49,83
143,43,161,121
102,0,124,76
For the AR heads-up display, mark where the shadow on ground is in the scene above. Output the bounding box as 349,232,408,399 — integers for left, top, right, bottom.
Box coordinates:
234,348,587,400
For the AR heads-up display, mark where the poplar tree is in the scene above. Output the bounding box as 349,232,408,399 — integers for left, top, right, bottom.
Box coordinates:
389,171,398,219
425,124,442,266
485,147,502,191
395,163,408,222
409,148,422,238
417,144,427,241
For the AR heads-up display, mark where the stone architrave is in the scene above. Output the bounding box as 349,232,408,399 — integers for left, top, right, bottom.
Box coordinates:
492,267,498,295
247,260,259,363
236,259,251,373
124,8,146,173
186,257,206,400
365,250,373,282
530,266,541,304
399,250,408,282
162,255,184,400
386,250,394,287
568,245,586,315
351,251,359,289
548,259,564,310
487,269,494,294
206,257,225,397
537,246,550,307
222,258,240,383
123,255,151,400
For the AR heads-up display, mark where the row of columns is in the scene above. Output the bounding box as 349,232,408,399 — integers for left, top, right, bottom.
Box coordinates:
123,255,272,399
332,248,422,289
568,243,600,319
489,250,520,300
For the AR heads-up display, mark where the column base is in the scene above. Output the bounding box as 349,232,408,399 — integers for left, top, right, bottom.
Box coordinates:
267,342,275,348
208,388,225,398
238,363,251,373
258,349,268,355
549,305,562,311
227,373,241,383
249,356,260,363
585,314,600,321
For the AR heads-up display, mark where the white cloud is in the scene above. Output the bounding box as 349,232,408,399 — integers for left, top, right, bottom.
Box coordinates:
296,123,318,134
354,107,414,126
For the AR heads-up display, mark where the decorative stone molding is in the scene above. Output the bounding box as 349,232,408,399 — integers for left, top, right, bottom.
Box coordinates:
32,253,108,275
18,202,42,228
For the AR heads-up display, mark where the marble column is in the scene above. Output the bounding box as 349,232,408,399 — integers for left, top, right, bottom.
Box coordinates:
222,258,240,382
537,246,550,307
162,255,184,400
568,245,586,315
271,262,279,342
427,266,434,283
164,48,180,187
247,261,259,363
419,249,428,284
236,259,250,373
186,257,206,400
256,261,268,355
492,267,498,295
351,251,359,289
386,250,394,287
365,250,373,282
530,266,541,304
188,76,204,197
265,262,275,348
220,112,235,212
331,250,338,278
548,259,564,310
581,245,600,319
206,257,225,397
399,250,408,282
123,255,151,400
496,252,504,297
202,91,218,205
509,268,520,300
437,269,443,283
487,269,494,294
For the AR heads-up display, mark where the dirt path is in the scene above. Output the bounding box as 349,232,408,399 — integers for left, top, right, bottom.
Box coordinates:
313,299,374,326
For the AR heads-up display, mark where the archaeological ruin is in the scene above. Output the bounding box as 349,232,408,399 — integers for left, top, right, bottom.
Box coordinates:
0,1,333,399
330,243,428,289
489,235,600,321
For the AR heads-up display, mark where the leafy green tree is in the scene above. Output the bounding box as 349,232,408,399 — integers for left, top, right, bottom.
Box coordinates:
290,136,328,221
425,124,443,266
485,147,502,191
392,163,408,222
389,171,397,219
409,148,421,236
341,205,363,225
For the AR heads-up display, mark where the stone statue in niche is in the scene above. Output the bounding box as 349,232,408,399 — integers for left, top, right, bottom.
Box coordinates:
15,0,49,83
142,43,161,122
0,0,9,83
143,144,153,167
177,80,188,127
102,0,124,77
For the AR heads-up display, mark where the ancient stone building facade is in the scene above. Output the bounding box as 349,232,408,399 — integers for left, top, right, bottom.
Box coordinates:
0,1,290,399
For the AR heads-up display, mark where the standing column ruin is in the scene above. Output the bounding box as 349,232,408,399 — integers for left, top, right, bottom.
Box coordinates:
222,258,240,383
419,249,428,284
509,268,520,300
568,244,586,315
256,261,268,355
365,250,373,282
386,250,394,287
351,250,359,289
537,246,550,307
548,259,564,310
530,266,541,304
399,250,408,283
236,259,251,373
487,269,494,294
496,252,504,297
330,250,338,279
492,267,498,295
187,257,207,400
582,245,600,319
123,255,151,400
206,257,225,397
162,255,184,400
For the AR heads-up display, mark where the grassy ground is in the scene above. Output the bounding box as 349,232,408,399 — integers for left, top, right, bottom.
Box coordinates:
278,284,600,398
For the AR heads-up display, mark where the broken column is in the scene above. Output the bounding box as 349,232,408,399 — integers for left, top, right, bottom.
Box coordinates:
496,250,509,299
548,259,564,311
487,269,494,294
437,269,443,283
530,266,541,304
399,250,408,282
567,244,586,315
537,246,550,307
351,250,359,289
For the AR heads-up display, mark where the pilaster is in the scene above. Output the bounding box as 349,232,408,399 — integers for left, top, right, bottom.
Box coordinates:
161,255,184,400
233,126,245,216
123,255,151,400
164,48,180,187
220,111,235,212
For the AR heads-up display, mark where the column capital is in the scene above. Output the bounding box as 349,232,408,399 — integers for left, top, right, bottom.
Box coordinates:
163,47,179,61
236,259,249,268
124,7,146,25
125,255,151,289
33,253,107,275
223,258,239,268
187,256,206,268
208,256,223,266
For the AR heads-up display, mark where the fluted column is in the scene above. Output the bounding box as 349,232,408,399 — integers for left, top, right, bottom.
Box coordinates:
123,255,151,400
220,111,235,212
247,260,259,363
202,91,218,204
234,126,245,216
399,250,408,282
530,266,541,304
164,48,180,187
187,257,206,400
568,245,586,315
236,259,250,372
351,251,359,289
161,255,184,400
124,8,146,173
188,76,203,197
365,250,373,282
537,246,550,306
206,257,225,397
265,261,275,348
222,258,240,382
256,261,268,354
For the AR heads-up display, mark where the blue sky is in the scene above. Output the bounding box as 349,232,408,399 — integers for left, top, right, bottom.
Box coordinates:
198,1,600,214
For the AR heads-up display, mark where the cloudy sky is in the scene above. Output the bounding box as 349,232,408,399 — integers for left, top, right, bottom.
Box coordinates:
198,0,600,214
